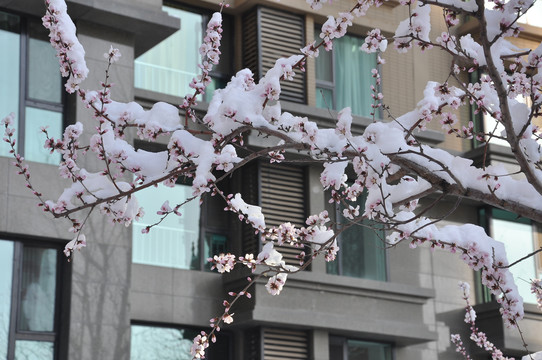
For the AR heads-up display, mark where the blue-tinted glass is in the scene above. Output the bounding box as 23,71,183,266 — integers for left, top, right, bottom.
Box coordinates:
0,240,14,358
28,35,62,103
133,184,201,269
491,218,537,304
316,87,334,110
0,12,20,157
135,7,203,97
24,107,62,164
131,325,198,360
347,340,391,360
14,340,54,360
18,247,57,332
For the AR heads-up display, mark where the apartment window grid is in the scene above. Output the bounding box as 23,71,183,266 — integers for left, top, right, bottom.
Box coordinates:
134,4,232,102
0,11,64,164
315,29,378,118
0,238,66,360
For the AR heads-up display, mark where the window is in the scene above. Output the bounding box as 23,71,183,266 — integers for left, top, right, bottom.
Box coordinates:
0,11,63,164
326,193,387,281
329,337,392,360
315,32,377,117
130,323,231,360
0,239,65,359
134,6,232,102
132,181,229,270
517,1,541,27
479,208,541,305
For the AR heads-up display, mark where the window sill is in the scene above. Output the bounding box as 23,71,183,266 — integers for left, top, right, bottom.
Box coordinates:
224,268,436,345
473,301,542,356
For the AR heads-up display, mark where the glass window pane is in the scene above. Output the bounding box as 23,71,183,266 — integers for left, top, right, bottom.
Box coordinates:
28,21,62,103
24,107,62,164
334,36,377,117
134,7,203,97
347,340,391,360
0,240,14,358
316,87,334,110
130,325,198,360
18,247,57,332
315,41,333,83
14,340,54,360
331,194,386,281
133,184,201,269
0,12,20,157
491,218,537,304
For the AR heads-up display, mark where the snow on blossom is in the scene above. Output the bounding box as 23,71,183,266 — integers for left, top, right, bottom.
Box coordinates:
42,0,89,92
257,242,283,266
230,193,266,231
63,234,87,258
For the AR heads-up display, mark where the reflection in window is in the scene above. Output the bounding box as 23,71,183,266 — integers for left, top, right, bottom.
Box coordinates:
0,240,60,359
330,337,392,360
18,247,57,332
490,210,539,304
315,32,377,117
135,7,203,98
14,340,54,360
327,193,387,281
133,184,201,269
131,325,197,360
131,324,230,360
0,240,14,358
0,11,63,164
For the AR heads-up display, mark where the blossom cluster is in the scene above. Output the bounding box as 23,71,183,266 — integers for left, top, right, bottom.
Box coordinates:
42,0,89,92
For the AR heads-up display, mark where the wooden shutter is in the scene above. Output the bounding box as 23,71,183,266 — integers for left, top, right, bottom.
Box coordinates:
243,7,306,103
263,328,310,360
260,163,307,266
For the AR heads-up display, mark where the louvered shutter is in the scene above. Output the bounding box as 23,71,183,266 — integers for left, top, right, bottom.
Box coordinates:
263,328,310,360
242,7,306,103
260,163,307,266
241,162,260,257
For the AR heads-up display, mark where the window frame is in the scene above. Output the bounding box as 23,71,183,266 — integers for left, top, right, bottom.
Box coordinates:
133,3,233,102
0,10,65,164
329,336,393,360
326,191,388,281
131,142,233,272
1,235,70,360
130,321,233,360
476,207,541,304
314,28,380,118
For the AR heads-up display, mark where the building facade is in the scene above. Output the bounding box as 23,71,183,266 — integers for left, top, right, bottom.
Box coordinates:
0,0,541,359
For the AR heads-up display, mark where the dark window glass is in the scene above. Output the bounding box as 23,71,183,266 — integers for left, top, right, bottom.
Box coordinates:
0,239,62,359
330,337,392,360
327,193,387,281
